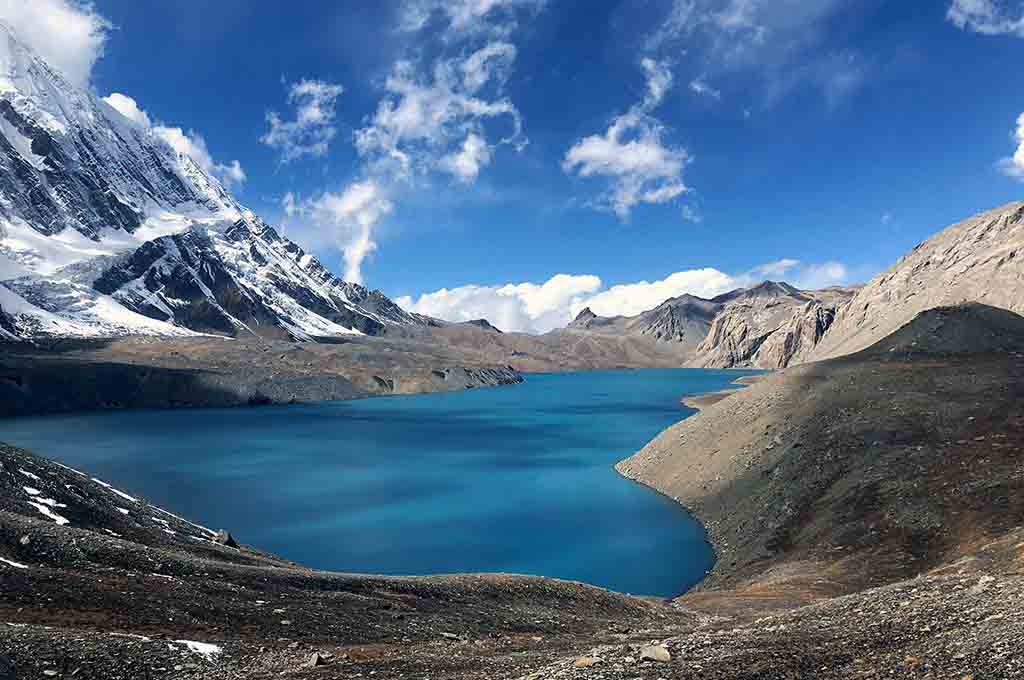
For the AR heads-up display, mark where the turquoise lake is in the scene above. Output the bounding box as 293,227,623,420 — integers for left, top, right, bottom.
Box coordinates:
0,368,758,596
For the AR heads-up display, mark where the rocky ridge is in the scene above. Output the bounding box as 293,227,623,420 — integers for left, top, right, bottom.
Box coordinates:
809,201,1024,361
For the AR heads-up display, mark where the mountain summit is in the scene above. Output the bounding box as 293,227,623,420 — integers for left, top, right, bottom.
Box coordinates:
0,24,430,341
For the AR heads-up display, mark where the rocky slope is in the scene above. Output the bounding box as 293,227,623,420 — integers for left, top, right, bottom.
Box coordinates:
686,282,856,369
809,201,1024,361
619,303,1024,598
0,443,682,680
552,283,858,370
568,294,721,356
0,22,434,343
0,334,522,417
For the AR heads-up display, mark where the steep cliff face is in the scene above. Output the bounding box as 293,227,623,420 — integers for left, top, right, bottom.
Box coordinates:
686,283,854,369
0,23,237,244
0,23,432,341
89,218,423,340
809,202,1024,362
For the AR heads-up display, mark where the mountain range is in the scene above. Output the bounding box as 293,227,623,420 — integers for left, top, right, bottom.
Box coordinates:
1,21,1023,379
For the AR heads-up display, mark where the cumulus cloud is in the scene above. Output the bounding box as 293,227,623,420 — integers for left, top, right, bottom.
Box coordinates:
399,259,850,333
440,132,493,182
260,79,345,162
398,274,602,333
563,58,689,220
997,112,1024,179
281,5,535,285
354,46,523,181
103,92,151,127
576,268,737,320
399,0,546,37
102,92,247,189
0,0,111,86
947,0,1024,36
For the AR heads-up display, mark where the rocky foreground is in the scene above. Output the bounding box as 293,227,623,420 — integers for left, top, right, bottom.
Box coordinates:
2,304,1024,678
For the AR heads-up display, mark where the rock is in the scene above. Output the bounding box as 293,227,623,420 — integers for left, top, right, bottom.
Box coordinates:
574,656,602,668
214,530,239,548
639,645,671,663
440,632,460,641
304,652,328,668
0,655,14,680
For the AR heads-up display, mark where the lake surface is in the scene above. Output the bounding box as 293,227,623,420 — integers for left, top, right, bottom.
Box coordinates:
0,368,759,596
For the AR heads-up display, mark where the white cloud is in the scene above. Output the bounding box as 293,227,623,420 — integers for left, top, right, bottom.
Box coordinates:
786,261,848,289
947,0,1024,36
103,92,151,127
399,0,545,37
689,75,721,99
280,6,534,286
753,258,800,278
998,112,1024,179
398,273,602,333
261,79,344,162
0,0,111,86
440,132,493,182
285,180,393,284
563,58,689,220
103,92,247,190
355,47,524,181
399,259,850,333
577,268,736,319
646,0,866,106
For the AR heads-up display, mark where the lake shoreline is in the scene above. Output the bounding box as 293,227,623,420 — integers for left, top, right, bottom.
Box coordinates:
679,373,768,410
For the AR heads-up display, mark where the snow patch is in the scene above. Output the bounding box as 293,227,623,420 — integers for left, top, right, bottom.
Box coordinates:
92,478,139,503
0,557,29,569
18,468,40,482
22,486,40,496
116,507,130,515
26,500,69,525
174,640,223,660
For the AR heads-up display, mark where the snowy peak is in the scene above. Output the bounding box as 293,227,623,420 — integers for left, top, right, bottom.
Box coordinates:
0,23,429,342
88,215,433,341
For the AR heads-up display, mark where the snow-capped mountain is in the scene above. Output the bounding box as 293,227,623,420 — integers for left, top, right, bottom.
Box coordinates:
0,22,431,341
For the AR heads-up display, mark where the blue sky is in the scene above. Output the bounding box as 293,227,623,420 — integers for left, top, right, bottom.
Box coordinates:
12,0,1024,331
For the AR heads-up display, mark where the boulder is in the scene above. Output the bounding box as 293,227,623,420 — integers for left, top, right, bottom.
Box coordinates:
214,530,239,548
304,652,328,668
639,645,671,663
574,656,602,668
0,654,15,680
